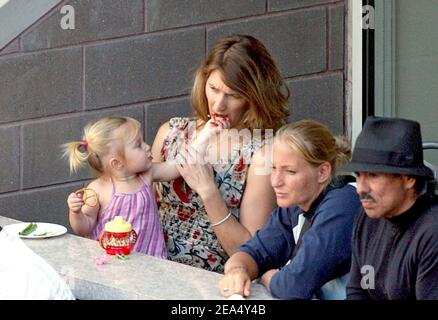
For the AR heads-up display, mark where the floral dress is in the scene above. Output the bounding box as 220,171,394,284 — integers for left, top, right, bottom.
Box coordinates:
156,117,263,273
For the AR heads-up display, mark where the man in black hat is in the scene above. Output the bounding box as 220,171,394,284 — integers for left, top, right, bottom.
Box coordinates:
343,116,438,300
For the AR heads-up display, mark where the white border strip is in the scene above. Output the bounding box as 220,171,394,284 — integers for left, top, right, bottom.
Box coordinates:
350,0,363,145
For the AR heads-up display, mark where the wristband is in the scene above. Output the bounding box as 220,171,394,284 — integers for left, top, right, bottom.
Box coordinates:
210,210,232,227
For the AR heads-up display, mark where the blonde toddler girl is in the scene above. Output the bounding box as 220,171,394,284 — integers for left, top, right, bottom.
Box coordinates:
62,116,181,258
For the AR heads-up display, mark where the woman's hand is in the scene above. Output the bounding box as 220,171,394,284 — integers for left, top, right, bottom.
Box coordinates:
175,144,216,198
219,267,252,297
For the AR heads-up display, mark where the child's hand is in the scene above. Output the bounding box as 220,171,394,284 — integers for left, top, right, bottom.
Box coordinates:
197,115,230,145
210,113,230,129
67,192,84,214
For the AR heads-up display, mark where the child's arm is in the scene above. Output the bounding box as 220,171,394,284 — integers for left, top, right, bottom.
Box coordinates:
150,161,181,182
149,117,229,183
191,116,230,156
67,182,101,237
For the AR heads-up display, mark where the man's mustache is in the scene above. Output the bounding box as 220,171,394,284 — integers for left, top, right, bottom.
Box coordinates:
359,193,376,202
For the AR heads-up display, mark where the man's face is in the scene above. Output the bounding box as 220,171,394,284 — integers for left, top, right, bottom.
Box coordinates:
355,172,416,218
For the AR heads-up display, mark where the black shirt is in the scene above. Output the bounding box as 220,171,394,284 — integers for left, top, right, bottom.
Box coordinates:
347,194,438,300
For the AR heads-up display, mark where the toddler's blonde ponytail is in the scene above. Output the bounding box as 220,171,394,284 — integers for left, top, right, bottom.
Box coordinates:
62,140,89,173
61,116,141,176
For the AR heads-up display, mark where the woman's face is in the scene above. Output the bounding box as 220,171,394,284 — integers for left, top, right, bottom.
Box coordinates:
271,140,327,211
205,70,248,129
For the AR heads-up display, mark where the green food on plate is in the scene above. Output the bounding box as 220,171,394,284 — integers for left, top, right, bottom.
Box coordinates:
19,223,37,236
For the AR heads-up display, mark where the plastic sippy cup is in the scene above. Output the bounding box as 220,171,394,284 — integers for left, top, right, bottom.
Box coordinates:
98,216,137,255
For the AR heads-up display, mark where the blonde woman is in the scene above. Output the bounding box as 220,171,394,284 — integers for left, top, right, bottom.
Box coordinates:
152,34,290,272
219,120,361,299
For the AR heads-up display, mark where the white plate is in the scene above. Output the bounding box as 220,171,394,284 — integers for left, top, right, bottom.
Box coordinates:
3,222,68,239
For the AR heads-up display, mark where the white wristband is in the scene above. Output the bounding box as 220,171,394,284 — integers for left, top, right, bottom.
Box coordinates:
210,210,232,227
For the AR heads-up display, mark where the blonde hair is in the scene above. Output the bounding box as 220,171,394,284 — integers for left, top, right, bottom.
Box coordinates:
275,120,351,177
191,34,289,131
61,116,141,176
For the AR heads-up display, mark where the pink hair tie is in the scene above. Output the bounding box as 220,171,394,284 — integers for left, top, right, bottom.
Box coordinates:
82,139,89,150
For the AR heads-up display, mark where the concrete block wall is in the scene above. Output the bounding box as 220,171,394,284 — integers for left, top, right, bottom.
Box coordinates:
0,0,347,230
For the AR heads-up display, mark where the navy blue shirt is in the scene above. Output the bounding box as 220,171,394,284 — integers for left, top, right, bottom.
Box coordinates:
238,184,361,299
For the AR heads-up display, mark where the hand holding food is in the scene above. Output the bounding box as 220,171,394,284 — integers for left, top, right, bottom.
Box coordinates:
76,188,99,207
67,192,84,213
209,113,230,128
67,187,98,213
195,113,230,147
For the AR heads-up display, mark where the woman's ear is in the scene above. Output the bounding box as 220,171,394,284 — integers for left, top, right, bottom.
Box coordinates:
318,162,332,184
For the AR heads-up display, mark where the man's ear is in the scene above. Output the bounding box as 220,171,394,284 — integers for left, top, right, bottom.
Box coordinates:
109,157,124,171
318,162,332,184
402,175,416,190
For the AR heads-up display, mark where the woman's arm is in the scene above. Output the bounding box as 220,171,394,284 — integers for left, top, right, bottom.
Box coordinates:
238,146,277,235
220,208,293,297
269,187,361,299
219,252,259,297
211,145,276,254
177,145,276,256
260,269,278,291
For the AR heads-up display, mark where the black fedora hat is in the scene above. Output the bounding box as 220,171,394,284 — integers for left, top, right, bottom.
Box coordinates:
342,116,434,179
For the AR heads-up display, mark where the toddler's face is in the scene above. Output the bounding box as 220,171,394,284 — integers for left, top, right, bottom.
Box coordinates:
121,124,153,173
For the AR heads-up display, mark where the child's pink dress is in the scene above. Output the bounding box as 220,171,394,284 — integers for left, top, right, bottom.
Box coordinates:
89,175,167,258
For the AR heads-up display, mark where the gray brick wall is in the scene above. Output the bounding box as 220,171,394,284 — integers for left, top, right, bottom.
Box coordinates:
0,0,347,229
0,126,20,193
21,0,145,51
207,8,327,77
85,29,205,109
0,48,82,123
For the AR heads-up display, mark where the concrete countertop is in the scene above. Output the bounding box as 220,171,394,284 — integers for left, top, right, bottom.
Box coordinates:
0,216,273,300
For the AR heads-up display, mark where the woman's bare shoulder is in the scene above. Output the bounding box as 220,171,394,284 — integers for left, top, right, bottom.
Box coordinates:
152,121,171,161
155,121,171,141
